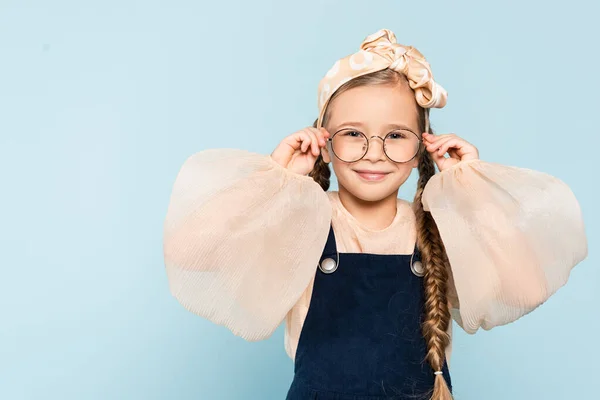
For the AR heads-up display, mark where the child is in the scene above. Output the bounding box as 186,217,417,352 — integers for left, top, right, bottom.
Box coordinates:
162,29,588,400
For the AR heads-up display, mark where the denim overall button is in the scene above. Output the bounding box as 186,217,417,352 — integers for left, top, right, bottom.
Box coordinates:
411,260,425,277
319,258,337,274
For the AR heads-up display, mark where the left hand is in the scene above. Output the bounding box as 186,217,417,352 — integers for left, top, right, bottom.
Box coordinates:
422,132,480,172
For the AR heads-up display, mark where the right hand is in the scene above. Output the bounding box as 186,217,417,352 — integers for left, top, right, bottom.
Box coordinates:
270,127,330,176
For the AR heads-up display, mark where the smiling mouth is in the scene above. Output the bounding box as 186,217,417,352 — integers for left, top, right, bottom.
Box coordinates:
353,170,390,181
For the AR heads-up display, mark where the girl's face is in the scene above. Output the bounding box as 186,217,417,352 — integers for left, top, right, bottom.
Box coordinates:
322,83,421,202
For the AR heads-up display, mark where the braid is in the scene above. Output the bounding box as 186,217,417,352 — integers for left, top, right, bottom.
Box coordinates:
309,155,331,191
309,118,331,191
413,127,453,400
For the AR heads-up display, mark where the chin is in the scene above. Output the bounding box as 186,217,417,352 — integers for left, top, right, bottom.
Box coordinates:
340,180,400,203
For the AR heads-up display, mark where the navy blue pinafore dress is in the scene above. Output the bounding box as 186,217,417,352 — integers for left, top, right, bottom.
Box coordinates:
286,224,452,400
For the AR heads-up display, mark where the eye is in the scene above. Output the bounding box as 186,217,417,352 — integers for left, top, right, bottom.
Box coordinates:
340,130,363,137
387,130,410,139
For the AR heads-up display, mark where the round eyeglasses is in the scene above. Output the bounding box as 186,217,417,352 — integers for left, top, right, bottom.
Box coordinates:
326,128,423,163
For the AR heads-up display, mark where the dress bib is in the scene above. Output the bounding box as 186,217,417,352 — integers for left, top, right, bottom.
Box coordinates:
286,224,452,399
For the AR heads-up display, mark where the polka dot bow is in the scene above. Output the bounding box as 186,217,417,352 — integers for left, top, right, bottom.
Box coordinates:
316,28,448,128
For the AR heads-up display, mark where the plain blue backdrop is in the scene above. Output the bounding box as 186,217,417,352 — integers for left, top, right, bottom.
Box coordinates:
1,1,597,399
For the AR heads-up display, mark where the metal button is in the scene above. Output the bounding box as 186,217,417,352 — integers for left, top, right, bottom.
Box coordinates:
319,257,337,274
411,260,424,277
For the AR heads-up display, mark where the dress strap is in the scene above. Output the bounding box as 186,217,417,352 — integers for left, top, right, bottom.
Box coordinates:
413,241,422,262
318,223,339,274
319,223,338,262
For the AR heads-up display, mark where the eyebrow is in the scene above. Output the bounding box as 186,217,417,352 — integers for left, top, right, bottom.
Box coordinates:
335,121,417,133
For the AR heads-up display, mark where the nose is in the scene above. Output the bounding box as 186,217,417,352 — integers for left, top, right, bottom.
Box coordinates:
362,136,387,162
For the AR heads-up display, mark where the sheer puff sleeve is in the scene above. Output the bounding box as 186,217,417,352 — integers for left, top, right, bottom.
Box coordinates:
422,159,588,334
163,149,331,341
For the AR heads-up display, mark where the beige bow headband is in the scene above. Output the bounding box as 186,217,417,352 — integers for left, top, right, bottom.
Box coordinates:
316,28,448,131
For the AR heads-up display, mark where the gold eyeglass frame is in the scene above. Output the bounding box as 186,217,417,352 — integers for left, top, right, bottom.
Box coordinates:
326,129,424,164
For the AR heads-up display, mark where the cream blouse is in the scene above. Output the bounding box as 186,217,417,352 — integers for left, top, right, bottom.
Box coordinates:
162,148,588,362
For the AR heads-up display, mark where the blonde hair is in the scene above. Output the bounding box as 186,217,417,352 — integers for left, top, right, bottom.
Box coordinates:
309,68,453,400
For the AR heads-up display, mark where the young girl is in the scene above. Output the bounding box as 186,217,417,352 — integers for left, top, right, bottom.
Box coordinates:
162,29,588,400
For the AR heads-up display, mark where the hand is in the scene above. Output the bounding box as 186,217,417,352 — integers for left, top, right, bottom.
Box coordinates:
270,127,330,176
422,132,479,172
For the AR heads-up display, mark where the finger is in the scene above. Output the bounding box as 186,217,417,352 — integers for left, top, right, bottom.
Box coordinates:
447,147,462,160
430,145,445,163
423,132,444,144
316,127,331,144
284,133,301,151
310,128,326,147
304,129,320,156
424,132,455,143
320,128,330,143
428,143,446,169
437,138,462,156
297,131,311,153
426,136,453,152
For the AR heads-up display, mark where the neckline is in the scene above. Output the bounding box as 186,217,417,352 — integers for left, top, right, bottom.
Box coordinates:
328,191,410,233
338,251,414,258
319,223,419,260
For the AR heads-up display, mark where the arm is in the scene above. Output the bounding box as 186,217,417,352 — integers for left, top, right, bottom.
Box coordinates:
422,159,588,333
163,148,332,341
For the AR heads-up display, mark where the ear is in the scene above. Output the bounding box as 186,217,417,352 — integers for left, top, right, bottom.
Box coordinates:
321,142,332,163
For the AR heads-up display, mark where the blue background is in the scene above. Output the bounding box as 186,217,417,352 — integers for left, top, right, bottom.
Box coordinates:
1,1,597,399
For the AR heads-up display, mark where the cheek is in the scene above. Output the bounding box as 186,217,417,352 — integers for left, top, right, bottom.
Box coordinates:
330,158,350,178
391,165,414,185
330,159,359,188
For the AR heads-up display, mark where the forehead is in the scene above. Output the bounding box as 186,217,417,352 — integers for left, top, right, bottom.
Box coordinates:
325,84,419,131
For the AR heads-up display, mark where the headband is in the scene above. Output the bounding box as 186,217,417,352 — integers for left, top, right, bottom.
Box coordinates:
316,28,448,131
